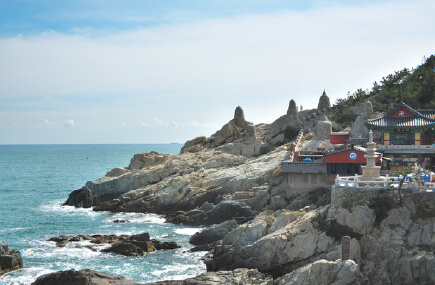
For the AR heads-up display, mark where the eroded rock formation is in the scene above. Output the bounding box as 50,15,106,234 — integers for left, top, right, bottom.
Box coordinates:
0,242,23,276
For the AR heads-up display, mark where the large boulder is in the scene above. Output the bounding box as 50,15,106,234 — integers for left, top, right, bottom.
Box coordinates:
102,233,180,257
209,210,335,276
32,269,141,285
190,220,238,245
165,200,257,226
180,136,207,154
349,101,373,139
213,106,249,146
275,259,366,285
63,187,93,208
334,205,376,235
0,242,23,276
128,152,170,170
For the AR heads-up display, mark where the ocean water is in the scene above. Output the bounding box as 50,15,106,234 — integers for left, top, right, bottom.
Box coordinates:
0,144,207,285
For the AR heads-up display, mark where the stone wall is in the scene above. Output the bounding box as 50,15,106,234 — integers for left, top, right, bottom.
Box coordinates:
285,173,328,194
332,187,435,207
281,162,326,174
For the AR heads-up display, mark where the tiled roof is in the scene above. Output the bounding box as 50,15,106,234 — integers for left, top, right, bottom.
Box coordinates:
366,102,435,129
366,117,435,129
325,146,367,156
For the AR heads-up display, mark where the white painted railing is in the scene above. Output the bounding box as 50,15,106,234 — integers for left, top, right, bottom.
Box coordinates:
377,145,435,150
334,174,435,193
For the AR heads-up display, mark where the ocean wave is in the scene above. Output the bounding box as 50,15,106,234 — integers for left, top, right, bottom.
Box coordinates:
174,227,203,236
0,267,55,285
0,226,37,233
150,263,203,279
38,200,101,218
106,212,166,224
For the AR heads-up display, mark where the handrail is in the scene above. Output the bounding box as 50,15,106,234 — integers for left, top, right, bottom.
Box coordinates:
333,174,435,193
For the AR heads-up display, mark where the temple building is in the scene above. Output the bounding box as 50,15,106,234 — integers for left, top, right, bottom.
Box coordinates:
365,102,435,171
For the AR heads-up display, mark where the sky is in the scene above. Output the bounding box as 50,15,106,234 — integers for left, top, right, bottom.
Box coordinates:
0,0,434,144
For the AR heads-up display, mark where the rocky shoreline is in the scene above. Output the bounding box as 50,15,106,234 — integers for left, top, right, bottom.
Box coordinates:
48,232,180,256
0,242,23,276
35,103,435,284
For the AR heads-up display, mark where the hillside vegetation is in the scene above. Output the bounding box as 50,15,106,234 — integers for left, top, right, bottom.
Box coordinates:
331,54,435,127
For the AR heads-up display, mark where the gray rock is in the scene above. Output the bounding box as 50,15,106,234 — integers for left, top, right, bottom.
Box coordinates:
190,220,238,245
275,259,366,285
234,106,248,129
128,152,170,170
0,242,23,276
32,269,142,285
180,136,207,154
144,268,272,285
349,101,373,139
335,205,376,235
106,167,130,177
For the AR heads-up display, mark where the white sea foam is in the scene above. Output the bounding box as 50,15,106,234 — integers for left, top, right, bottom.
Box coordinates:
174,227,203,236
0,226,36,233
107,212,165,224
39,200,101,218
151,263,203,279
0,267,55,285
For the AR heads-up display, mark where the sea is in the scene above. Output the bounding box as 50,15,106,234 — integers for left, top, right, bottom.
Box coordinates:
0,144,207,285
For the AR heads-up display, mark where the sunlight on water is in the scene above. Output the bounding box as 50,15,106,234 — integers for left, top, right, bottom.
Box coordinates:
0,144,207,285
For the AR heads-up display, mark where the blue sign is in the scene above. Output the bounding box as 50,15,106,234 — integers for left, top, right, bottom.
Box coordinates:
349,151,358,160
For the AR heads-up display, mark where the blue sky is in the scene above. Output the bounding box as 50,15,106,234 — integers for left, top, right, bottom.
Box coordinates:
1,0,434,144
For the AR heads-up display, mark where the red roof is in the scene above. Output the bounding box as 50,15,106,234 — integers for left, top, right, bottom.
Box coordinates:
324,148,381,164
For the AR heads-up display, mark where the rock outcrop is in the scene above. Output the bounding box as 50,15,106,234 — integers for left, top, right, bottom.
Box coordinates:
275,259,366,284
190,220,238,246
128,152,171,171
48,233,180,257
284,99,301,127
144,268,273,285
64,145,289,226
0,242,23,276
350,101,373,139
205,197,435,284
32,269,142,285
179,106,256,155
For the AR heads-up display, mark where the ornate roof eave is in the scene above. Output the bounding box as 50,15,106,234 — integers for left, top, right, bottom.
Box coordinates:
385,101,425,118
365,122,435,130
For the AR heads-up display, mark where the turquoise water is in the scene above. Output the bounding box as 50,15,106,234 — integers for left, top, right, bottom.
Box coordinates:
0,144,206,284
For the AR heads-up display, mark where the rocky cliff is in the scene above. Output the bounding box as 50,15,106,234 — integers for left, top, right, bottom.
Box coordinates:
60,100,435,284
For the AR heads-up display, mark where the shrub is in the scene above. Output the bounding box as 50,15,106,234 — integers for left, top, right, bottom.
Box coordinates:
369,196,394,225
313,214,362,240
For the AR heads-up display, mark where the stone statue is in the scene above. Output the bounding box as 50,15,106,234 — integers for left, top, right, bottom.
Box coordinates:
318,90,331,110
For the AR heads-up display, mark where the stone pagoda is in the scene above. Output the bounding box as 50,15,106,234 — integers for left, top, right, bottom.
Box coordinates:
361,130,381,178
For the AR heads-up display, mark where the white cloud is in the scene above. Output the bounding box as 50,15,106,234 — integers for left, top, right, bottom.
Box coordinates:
41,118,54,126
153,117,169,128
1,0,434,144
139,118,218,129
63,119,75,128
1,0,433,112
121,121,126,127
140,121,152,128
